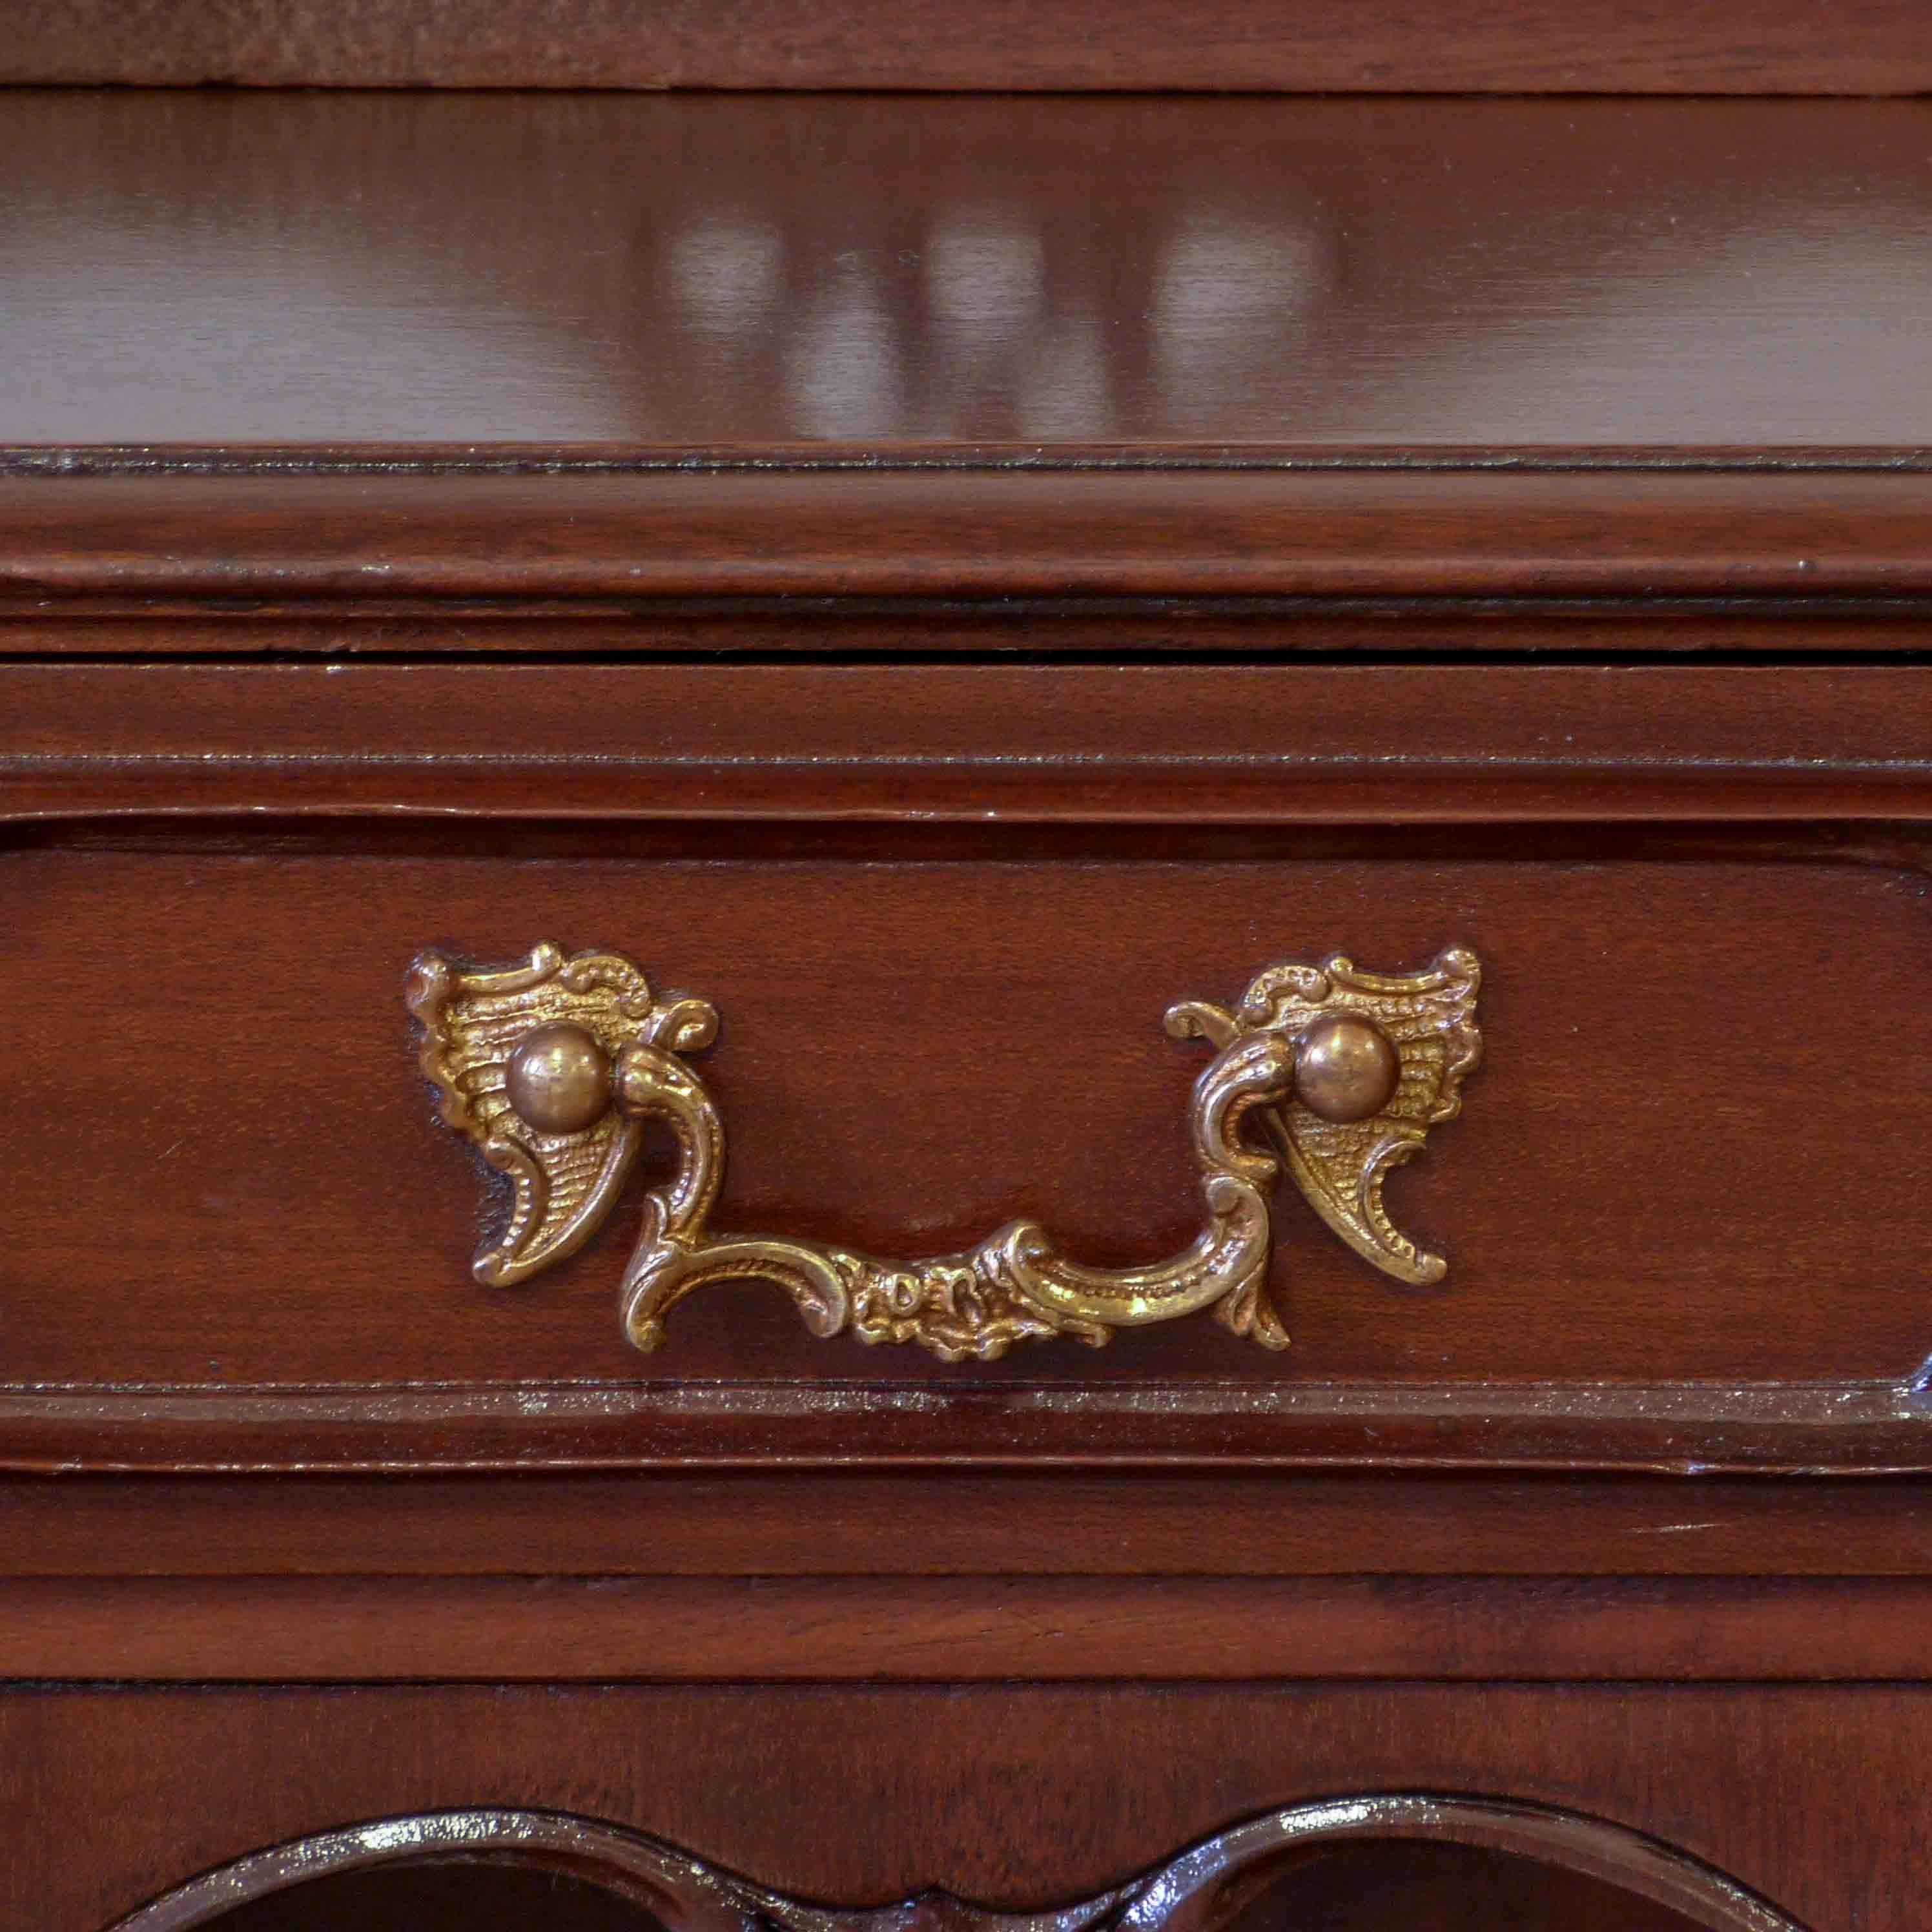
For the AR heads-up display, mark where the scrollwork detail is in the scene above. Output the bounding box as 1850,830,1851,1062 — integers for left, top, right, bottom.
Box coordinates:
413,945,1480,1359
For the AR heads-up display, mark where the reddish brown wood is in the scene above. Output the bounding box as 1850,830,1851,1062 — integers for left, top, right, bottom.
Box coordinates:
4,1382,1929,1477
10,603,1932,661
2,1574,1929,1682
8,471,1932,611
106,1799,1785,1932
8,1473,1928,1579
1,692,1929,1475
6,75,1932,1932
4,95,1932,461
1,806,1930,1439
5,7,1931,95
4,1685,1922,1931
3,664,1931,825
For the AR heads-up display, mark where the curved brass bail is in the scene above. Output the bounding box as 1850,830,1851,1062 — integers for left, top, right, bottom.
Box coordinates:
412,945,1481,1361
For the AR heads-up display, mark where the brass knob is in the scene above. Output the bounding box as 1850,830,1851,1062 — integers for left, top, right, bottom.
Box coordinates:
1293,1011,1400,1122
504,1022,613,1135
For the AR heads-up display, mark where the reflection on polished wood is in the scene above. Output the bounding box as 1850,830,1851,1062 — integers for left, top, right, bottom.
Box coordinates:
5,39,1929,1932
5,92,1932,457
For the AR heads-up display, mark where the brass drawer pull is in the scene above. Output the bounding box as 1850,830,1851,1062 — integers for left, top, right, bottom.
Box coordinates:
410,944,1481,1361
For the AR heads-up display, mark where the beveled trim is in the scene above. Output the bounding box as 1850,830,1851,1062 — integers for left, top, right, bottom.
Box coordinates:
110,1797,1803,1931
5,663,1932,829
6,469,1932,607
0,1377,1924,1475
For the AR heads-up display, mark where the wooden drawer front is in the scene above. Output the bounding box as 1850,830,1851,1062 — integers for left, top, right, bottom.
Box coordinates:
15,1685,1927,1932
2,661,1928,1472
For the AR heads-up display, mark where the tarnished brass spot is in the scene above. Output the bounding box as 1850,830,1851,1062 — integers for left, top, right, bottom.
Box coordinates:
413,944,1481,1354
505,1022,613,1136
1294,1011,1401,1123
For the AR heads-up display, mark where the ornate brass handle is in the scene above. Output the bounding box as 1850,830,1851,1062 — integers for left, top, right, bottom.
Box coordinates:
409,944,1481,1361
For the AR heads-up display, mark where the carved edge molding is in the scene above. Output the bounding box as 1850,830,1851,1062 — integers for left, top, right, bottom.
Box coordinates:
3,1376,1927,1474
111,1796,1804,1932
409,944,1481,1361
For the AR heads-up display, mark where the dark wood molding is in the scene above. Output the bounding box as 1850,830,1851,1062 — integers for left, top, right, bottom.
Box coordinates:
12,602,1932,662
8,473,1932,609
9,2,1932,96
1,1379,1927,1479
5,664,1932,828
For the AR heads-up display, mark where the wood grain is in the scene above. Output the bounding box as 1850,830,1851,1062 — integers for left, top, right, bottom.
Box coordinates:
4,1574,1931,1682
8,1473,1927,1579
5,68,1930,1932
6,5,1931,93
4,826,1931,1399
2,669,1929,1472
6,1685,1925,1931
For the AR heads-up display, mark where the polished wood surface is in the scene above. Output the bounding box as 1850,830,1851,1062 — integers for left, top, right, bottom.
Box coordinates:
8,71,1932,1932
6,662,1931,819
6,838,1927,1388
8,1576,1932,1682
6,93,1932,460
8,1472,1929,1579
4,667,1931,1483
107,1798,1793,1931
8,1,1931,93
12,473,1932,624
8,1685,1926,1930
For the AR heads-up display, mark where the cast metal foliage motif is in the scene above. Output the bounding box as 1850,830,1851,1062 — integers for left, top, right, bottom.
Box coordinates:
409,943,1481,1361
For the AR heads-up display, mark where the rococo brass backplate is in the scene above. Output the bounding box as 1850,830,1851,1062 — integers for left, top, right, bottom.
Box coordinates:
409,944,1481,1361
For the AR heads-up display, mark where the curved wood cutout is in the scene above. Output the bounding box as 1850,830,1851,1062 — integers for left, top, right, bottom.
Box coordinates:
112,1796,1805,1932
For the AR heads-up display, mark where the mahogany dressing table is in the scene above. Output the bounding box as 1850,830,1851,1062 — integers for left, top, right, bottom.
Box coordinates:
3,20,1931,1930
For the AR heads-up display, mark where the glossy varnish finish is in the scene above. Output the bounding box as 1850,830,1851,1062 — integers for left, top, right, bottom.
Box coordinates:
7,1,1932,92
5,834,1929,1392
8,73,1932,1932
8,1685,1929,1931
13,473,1932,621
4,663,1931,1506
5,94,1932,458
6,662,1932,816
7,1575,1932,1683
5,676,1932,1477
7,1472,1929,1579
109,1798,1791,1931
